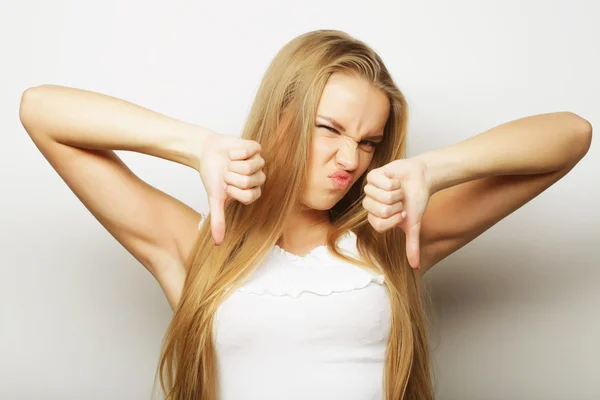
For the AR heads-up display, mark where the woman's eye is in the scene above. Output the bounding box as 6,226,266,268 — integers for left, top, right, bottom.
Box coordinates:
317,124,338,133
316,124,377,149
360,141,378,148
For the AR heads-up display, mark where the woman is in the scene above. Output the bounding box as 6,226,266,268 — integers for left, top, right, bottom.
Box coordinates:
19,30,592,400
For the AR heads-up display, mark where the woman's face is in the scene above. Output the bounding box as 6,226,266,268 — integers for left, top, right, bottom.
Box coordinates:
301,72,390,211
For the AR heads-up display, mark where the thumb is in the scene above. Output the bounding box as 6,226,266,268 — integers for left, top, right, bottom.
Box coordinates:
208,183,227,246
404,221,421,269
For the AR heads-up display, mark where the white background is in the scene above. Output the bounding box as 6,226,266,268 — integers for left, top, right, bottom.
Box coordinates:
1,0,598,398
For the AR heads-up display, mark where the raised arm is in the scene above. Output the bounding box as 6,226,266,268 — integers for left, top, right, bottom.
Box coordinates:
19,84,211,308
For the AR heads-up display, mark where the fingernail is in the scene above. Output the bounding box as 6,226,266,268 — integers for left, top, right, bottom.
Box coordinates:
223,183,227,190
401,211,407,219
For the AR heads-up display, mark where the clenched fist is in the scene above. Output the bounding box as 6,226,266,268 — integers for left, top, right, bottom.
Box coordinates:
362,158,431,269
196,131,266,245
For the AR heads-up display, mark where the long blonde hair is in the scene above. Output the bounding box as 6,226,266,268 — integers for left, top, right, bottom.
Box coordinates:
155,29,434,400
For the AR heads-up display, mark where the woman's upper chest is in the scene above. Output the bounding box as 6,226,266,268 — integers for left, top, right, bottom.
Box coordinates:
213,231,392,350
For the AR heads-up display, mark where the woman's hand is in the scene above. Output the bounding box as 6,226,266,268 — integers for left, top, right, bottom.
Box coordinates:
196,131,266,246
362,158,431,269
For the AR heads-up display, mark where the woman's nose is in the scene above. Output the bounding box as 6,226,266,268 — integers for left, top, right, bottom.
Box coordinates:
335,137,360,170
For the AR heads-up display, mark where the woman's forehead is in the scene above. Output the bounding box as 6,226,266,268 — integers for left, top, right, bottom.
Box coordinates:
317,74,390,133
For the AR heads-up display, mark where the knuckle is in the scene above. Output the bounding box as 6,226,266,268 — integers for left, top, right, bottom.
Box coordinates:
368,215,382,232
237,192,250,204
382,205,393,217
246,141,261,153
243,190,255,204
233,149,246,159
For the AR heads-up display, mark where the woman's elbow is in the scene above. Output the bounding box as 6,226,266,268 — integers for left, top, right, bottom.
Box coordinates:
563,112,593,163
19,86,46,133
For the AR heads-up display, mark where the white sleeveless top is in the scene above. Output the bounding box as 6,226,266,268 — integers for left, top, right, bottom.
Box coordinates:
198,216,391,400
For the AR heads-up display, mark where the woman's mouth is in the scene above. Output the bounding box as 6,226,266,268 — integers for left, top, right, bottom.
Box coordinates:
330,176,351,190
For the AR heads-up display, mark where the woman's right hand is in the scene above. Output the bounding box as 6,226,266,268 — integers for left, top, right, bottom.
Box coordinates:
196,131,266,246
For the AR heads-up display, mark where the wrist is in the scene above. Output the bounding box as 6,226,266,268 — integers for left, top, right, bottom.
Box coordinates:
413,149,466,195
166,122,215,171
413,152,442,195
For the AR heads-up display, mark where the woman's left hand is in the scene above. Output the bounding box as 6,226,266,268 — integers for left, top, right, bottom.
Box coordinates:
362,158,432,269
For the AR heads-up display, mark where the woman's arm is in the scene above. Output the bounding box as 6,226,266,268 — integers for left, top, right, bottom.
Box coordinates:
416,111,592,273
417,112,592,194
20,84,209,168
19,84,213,309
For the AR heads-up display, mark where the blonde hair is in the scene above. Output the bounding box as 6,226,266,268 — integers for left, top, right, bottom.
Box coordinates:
155,29,434,399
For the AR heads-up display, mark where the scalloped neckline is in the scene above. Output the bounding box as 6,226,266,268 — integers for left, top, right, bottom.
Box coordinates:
272,231,355,261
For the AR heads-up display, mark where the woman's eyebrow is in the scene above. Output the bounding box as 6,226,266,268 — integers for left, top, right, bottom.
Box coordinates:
317,115,347,132
317,115,384,140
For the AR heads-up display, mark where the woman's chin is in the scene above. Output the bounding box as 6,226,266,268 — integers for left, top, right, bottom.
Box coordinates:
304,198,343,211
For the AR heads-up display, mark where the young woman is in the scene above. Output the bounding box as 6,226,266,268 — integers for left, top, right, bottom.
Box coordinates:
19,30,592,400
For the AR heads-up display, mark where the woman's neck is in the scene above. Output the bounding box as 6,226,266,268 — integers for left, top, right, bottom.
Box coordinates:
277,208,333,256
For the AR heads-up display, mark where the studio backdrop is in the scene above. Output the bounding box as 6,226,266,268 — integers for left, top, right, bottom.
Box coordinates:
1,0,598,399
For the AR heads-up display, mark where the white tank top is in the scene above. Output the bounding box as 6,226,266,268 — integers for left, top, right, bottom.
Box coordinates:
198,216,391,400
